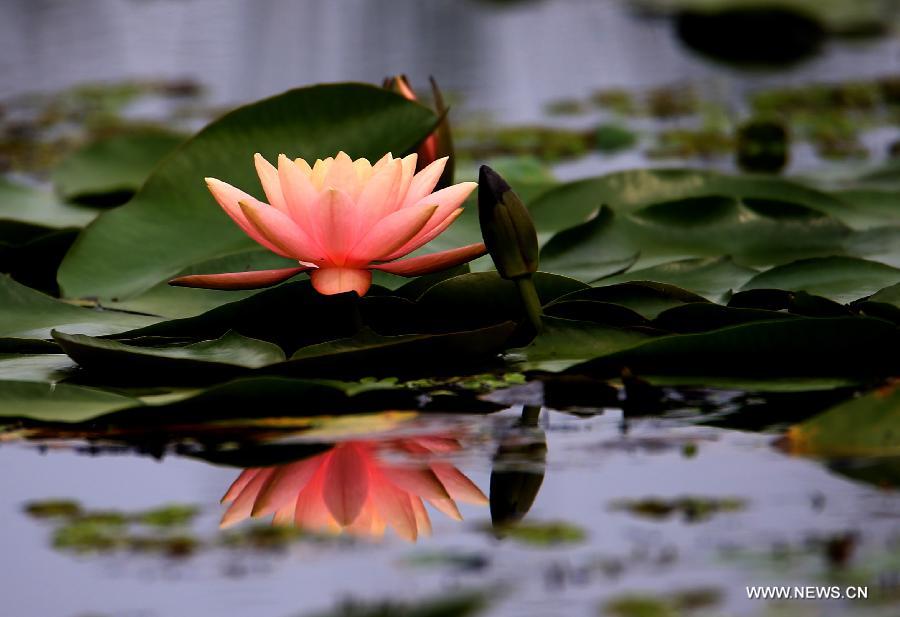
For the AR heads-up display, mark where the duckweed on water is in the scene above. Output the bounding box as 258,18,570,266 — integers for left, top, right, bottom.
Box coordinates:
299,591,488,617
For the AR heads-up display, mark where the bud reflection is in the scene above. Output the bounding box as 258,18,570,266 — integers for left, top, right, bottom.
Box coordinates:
220,436,486,542
489,406,547,530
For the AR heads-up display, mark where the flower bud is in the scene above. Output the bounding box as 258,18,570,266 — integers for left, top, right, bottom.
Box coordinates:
477,165,539,280
383,74,455,189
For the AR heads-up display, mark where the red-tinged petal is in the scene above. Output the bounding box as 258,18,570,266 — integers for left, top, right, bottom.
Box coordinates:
411,182,477,233
402,157,447,207
314,188,359,265
383,207,463,261
221,468,262,504
294,461,341,534
169,267,311,290
254,153,289,213
369,473,418,542
322,443,371,526
426,496,463,522
206,178,291,257
410,497,432,537
354,158,402,233
432,463,488,505
394,153,418,206
251,456,323,518
381,466,451,502
347,205,437,265
220,467,275,528
372,243,486,277
239,201,325,264
310,267,372,296
277,154,320,230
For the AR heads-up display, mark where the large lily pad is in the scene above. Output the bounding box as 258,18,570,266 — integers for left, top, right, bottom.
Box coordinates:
528,168,849,232
0,380,142,423
0,178,98,241
597,257,758,300
53,330,286,383
0,275,157,339
740,256,900,303
539,206,639,282
510,316,652,372
52,130,184,204
58,84,438,301
566,317,899,378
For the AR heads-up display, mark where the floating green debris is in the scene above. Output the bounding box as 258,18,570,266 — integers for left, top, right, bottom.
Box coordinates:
135,504,200,528
489,520,587,546
611,496,746,522
23,498,82,519
603,587,722,617
301,591,488,617
595,124,638,153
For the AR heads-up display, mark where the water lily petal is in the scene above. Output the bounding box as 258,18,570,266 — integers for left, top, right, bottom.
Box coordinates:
169,266,311,290
410,496,432,536
313,188,361,264
252,456,322,518
239,201,325,264
322,443,371,525
324,151,361,198
432,463,489,505
402,157,447,207
348,204,437,265
381,466,451,502
373,242,486,277
221,468,262,504
394,153,418,206
386,208,462,261
205,178,291,257
369,473,418,542
277,155,319,230
220,467,275,528
294,459,341,533
254,153,288,213
354,157,402,233
310,267,372,296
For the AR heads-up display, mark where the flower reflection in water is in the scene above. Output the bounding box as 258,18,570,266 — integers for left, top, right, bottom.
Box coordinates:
220,437,487,541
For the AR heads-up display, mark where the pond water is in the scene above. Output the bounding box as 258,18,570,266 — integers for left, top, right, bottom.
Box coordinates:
4,399,900,617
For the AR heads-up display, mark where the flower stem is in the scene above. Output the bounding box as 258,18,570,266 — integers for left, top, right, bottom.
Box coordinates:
514,275,543,334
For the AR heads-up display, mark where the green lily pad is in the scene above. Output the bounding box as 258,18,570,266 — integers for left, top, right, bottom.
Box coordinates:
830,189,900,230
0,354,76,383
0,275,158,339
740,256,900,303
52,130,184,204
597,257,758,301
0,380,142,423
509,316,652,372
528,168,849,233
0,228,78,295
551,281,710,319
416,272,589,331
566,316,899,378
0,178,98,241
651,303,798,333
271,322,517,377
53,330,286,383
58,84,437,302
539,206,639,282
788,383,900,457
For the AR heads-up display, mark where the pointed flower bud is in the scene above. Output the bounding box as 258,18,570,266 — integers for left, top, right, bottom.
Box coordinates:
477,165,539,280
384,74,455,189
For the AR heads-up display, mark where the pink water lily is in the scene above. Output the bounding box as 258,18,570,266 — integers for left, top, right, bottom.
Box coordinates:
169,152,483,296
220,437,487,541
